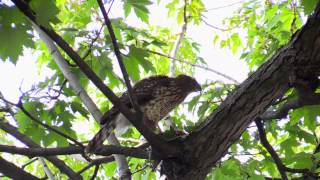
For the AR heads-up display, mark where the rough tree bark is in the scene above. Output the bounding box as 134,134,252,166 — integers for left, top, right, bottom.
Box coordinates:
160,4,320,180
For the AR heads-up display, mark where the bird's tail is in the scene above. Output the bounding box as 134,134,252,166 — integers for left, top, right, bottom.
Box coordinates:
85,121,116,153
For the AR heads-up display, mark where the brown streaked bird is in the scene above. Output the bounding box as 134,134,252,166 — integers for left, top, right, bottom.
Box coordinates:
85,74,201,152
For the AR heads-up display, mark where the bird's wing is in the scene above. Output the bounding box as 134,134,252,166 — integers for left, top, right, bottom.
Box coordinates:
100,75,172,125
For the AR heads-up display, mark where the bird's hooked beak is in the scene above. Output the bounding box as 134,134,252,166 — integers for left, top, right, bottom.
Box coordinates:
195,83,202,93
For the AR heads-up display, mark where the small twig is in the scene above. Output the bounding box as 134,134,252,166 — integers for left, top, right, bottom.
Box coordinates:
147,49,240,84
18,102,84,148
260,98,300,120
107,0,115,14
201,15,237,31
82,25,104,60
46,79,67,100
77,156,114,174
132,164,150,175
0,96,84,148
22,158,38,169
90,165,100,180
205,1,243,11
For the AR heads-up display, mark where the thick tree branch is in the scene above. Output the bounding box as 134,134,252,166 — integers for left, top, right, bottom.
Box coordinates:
0,120,82,179
0,156,40,180
260,98,300,120
0,144,149,159
96,0,139,112
160,3,320,179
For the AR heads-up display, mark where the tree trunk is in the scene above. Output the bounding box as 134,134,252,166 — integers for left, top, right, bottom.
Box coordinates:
161,4,320,180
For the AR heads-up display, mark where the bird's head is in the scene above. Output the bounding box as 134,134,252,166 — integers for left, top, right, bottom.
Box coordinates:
175,74,202,93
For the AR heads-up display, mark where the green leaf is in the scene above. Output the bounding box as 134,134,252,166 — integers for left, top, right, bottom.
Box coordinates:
123,0,152,23
123,56,140,81
280,138,298,157
230,33,242,54
220,159,241,177
0,6,34,63
296,128,316,144
15,110,32,133
301,0,318,15
70,102,89,118
104,161,116,177
292,152,313,169
248,175,265,180
129,46,155,72
30,0,60,27
188,94,200,112
290,105,320,131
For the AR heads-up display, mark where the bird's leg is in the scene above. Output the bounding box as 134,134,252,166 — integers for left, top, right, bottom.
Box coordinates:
164,116,186,136
143,118,160,133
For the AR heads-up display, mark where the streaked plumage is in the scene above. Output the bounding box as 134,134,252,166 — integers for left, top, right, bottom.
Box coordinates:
85,75,201,152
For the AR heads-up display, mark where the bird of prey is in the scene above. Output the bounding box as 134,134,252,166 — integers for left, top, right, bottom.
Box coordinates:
85,74,201,152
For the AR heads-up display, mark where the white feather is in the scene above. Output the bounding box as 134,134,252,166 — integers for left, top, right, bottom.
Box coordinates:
114,113,131,137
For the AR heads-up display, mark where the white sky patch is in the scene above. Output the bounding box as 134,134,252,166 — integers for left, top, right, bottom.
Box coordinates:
0,48,45,102
0,0,248,102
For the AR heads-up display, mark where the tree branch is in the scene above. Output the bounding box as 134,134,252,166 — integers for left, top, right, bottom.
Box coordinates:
38,158,54,180
147,49,239,84
13,98,83,148
90,165,100,180
205,1,243,11
255,119,319,179
77,156,114,174
169,0,188,76
255,119,288,180
82,24,104,60
0,95,83,148
0,144,149,159
0,156,40,180
96,0,140,112
201,16,238,31
261,78,320,120
0,120,82,179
